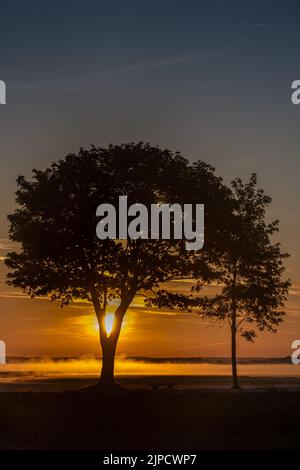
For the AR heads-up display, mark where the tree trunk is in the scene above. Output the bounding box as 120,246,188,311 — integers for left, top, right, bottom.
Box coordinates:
99,336,118,387
89,285,128,391
231,308,240,389
98,311,124,389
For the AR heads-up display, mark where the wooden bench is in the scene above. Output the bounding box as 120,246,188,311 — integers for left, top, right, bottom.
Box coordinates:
151,383,177,391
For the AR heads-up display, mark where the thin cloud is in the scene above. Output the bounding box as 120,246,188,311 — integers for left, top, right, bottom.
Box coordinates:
12,52,222,92
252,23,271,28
118,54,219,73
0,238,17,251
241,22,272,28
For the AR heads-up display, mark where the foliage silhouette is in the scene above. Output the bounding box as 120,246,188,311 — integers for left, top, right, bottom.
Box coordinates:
5,142,230,389
194,174,291,388
150,175,290,388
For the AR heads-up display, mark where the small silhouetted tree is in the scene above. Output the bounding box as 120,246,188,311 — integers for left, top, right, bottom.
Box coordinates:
5,142,229,389
193,174,291,388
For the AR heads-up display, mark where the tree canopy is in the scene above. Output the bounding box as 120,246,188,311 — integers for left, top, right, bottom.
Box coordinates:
5,142,230,387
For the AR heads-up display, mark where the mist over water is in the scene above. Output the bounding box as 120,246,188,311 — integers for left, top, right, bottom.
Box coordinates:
0,356,299,385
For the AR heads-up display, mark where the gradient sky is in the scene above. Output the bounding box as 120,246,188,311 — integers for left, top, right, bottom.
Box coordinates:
1,0,300,358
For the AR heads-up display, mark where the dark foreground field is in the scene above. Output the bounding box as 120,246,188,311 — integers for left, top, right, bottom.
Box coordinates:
1,386,300,449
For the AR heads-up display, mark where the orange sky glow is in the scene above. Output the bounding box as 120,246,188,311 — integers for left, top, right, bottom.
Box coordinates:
0,239,298,361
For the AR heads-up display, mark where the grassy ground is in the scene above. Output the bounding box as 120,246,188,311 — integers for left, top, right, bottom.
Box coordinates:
0,386,300,449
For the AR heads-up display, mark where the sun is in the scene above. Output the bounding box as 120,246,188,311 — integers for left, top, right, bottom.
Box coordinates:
89,313,115,337
88,304,124,338
104,313,115,337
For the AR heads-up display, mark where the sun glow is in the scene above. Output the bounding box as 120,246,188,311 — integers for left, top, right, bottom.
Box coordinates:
104,313,115,337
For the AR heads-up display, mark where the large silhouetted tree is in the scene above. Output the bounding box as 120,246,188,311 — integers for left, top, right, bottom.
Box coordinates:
5,142,229,389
